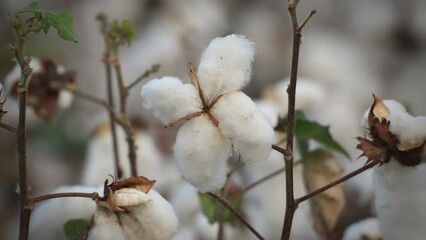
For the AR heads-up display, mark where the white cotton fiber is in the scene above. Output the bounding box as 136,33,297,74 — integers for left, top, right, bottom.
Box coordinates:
114,188,153,207
212,92,274,163
255,100,279,128
197,34,255,103
174,115,232,192
141,77,202,124
388,112,426,151
373,160,426,240
88,207,127,240
342,217,381,240
123,189,179,240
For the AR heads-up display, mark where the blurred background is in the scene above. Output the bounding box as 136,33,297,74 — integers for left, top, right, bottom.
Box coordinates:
0,0,425,239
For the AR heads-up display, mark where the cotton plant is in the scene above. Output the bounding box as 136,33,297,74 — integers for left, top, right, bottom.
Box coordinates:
358,95,426,240
141,34,275,192
88,177,178,240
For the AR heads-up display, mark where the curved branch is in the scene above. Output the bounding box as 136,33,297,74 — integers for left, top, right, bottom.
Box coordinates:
31,192,99,204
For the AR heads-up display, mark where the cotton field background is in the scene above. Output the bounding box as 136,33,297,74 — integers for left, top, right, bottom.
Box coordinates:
0,0,425,240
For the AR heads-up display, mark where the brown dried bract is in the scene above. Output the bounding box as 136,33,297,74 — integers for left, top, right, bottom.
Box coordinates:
358,94,424,167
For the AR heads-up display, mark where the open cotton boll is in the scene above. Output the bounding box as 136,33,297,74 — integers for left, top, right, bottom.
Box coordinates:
212,92,274,163
388,112,426,151
30,185,102,240
174,115,232,192
141,77,202,125
197,34,255,103
373,159,426,240
342,217,381,240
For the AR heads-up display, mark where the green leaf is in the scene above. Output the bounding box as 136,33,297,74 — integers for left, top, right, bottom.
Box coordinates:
63,218,89,240
43,12,79,42
121,20,136,45
198,193,242,224
16,2,43,14
294,111,349,158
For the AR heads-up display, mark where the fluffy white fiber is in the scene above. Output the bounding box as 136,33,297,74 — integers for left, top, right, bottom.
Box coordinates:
140,77,202,124
89,189,178,240
212,92,275,163
360,99,406,128
197,34,255,103
388,112,426,151
373,160,426,240
174,115,231,192
342,217,381,240
255,100,279,128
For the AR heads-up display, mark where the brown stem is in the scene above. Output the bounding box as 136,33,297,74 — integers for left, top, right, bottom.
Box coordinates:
103,52,123,179
0,122,17,134
207,192,265,240
296,159,380,204
281,2,316,240
272,144,291,157
112,58,128,115
31,192,99,204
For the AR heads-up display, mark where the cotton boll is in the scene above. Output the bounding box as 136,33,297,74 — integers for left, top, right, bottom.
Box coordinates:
342,217,381,240
255,100,279,128
30,185,102,240
141,77,202,125
212,92,274,163
373,159,426,240
174,115,232,192
169,182,200,227
197,34,255,103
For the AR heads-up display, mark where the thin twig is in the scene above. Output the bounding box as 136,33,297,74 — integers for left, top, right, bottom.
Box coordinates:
0,122,17,134
272,144,291,157
31,192,99,204
207,192,265,240
296,159,380,204
281,2,316,239
103,52,123,179
127,64,160,90
241,161,302,194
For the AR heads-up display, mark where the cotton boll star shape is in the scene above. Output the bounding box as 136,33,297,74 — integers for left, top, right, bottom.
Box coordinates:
141,34,275,192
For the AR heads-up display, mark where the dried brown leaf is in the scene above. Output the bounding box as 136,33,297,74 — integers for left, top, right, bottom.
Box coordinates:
368,94,390,127
303,150,345,240
110,176,156,193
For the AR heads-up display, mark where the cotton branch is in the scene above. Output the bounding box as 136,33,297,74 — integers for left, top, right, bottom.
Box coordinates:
207,192,265,240
0,122,17,134
31,192,99,204
281,1,316,239
296,159,380,204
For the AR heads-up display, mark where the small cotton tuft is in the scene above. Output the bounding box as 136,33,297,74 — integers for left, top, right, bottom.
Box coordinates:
174,115,231,192
197,34,255,102
114,188,152,207
212,92,275,163
360,99,406,128
141,77,202,124
388,112,426,151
